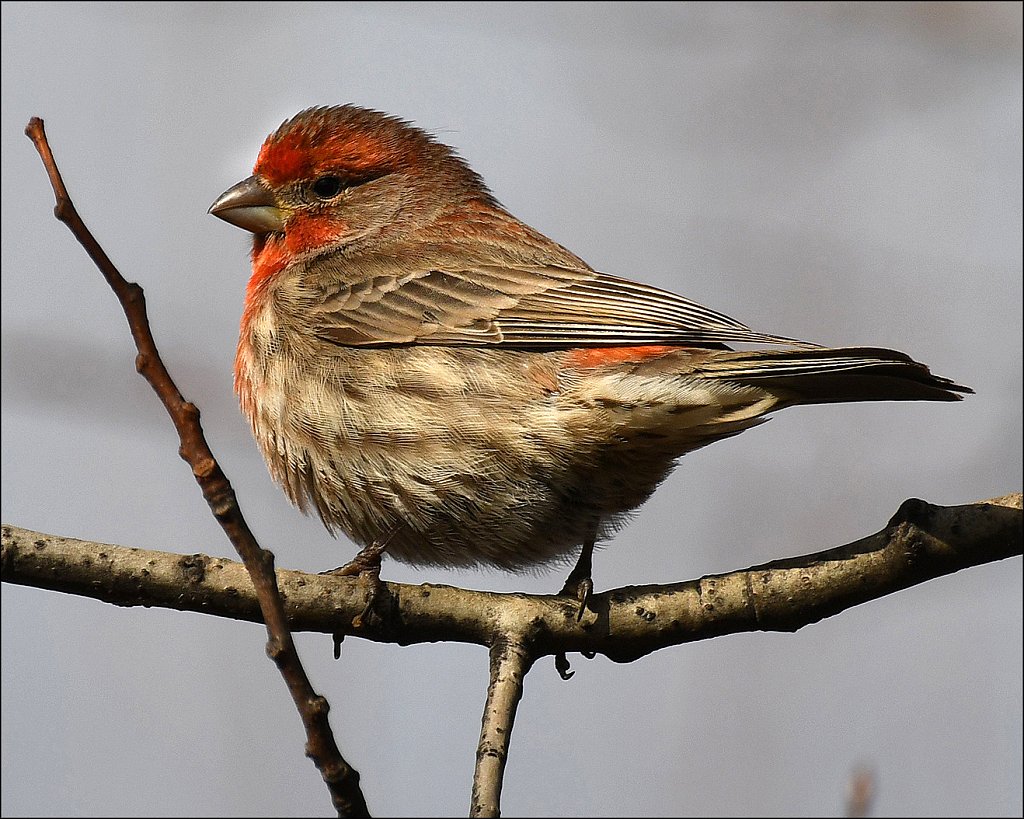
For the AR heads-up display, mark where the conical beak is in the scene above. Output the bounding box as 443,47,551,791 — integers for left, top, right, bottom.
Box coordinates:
209,176,286,234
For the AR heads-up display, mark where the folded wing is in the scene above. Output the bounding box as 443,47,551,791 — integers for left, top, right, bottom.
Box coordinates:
313,264,811,349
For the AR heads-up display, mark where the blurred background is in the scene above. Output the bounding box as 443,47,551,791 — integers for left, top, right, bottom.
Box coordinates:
2,2,1021,816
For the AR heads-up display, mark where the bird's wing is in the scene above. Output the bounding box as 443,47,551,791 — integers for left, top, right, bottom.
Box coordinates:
311,264,811,348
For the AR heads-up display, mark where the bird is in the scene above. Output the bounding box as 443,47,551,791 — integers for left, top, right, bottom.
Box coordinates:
209,104,970,610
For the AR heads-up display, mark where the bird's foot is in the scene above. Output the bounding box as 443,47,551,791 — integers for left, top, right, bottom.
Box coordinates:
322,541,388,629
558,573,593,622
558,538,596,622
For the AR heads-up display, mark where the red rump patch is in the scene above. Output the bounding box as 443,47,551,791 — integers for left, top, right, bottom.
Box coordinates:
566,346,678,369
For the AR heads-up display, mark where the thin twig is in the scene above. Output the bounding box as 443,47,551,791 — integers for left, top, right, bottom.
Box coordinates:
471,636,534,817
23,117,369,817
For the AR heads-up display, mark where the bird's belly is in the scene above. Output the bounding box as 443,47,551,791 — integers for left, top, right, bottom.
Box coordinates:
239,346,772,570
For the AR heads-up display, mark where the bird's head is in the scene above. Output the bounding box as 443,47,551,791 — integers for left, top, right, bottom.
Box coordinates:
210,105,492,259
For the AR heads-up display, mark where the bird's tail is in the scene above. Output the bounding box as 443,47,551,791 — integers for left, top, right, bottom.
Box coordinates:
693,347,972,404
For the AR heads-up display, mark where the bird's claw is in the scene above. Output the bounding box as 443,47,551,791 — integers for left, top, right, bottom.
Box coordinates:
558,574,593,621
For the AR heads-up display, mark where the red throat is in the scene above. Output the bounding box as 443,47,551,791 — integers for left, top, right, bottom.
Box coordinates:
239,236,288,338
240,212,346,320
233,236,287,412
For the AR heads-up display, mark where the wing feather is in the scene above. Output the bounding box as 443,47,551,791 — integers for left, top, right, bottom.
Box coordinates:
312,263,811,349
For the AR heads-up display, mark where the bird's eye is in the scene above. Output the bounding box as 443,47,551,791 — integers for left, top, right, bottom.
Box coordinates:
311,176,343,199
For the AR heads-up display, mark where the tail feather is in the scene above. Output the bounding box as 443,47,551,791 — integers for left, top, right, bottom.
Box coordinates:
695,346,972,404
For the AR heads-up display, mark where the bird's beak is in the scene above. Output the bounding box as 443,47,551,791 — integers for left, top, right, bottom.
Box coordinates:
209,176,286,234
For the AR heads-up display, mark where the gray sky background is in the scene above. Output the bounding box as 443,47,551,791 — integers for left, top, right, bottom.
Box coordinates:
2,2,1021,817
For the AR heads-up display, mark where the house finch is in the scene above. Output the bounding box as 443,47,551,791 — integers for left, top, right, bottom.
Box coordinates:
210,105,969,604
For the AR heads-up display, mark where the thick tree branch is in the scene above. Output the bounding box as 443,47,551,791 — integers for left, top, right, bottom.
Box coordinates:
4,493,1019,661
7,492,1017,819
23,117,367,818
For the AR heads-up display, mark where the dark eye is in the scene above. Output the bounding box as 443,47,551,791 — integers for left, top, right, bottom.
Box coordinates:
311,176,343,199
